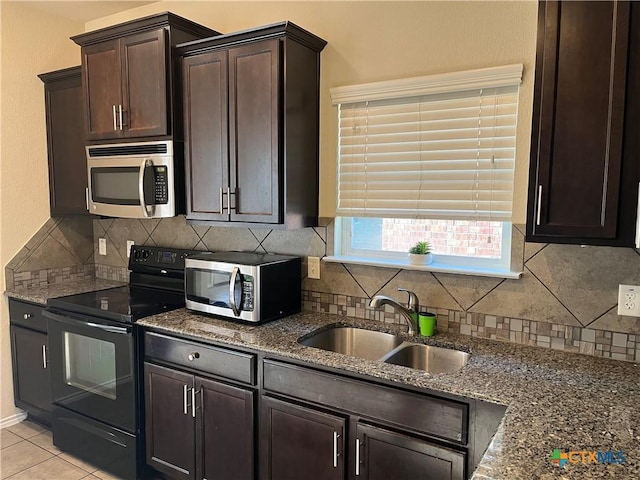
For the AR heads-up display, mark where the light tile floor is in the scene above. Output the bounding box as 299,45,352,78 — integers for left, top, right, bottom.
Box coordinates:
1,420,121,480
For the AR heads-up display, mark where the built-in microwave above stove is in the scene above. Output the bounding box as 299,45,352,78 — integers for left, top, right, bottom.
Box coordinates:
86,140,182,219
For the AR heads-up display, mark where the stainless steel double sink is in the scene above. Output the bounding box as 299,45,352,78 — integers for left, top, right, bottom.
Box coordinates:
299,326,470,374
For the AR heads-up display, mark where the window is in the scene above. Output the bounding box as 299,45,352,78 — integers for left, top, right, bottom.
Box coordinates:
328,65,523,278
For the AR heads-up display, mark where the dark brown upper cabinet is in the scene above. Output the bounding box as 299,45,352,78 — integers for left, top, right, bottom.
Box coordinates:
180,22,327,228
526,1,640,246
72,12,219,142
38,67,89,216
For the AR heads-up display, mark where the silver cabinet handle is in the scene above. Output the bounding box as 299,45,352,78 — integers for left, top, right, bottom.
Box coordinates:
85,187,90,211
219,187,224,215
227,187,232,215
183,385,189,415
187,352,200,361
191,388,198,418
355,438,361,476
42,345,47,369
138,158,151,218
112,105,117,131
333,431,340,468
23,313,32,320
536,185,543,226
229,266,240,317
119,105,123,131
635,182,640,249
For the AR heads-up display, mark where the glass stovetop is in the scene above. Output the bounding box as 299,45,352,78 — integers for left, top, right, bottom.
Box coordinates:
47,285,185,323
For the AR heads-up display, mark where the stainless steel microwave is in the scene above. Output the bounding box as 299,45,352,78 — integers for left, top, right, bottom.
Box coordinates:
86,141,180,218
185,252,301,323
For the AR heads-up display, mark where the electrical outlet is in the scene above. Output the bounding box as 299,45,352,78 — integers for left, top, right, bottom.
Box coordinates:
126,240,135,258
618,285,640,316
99,238,107,256
308,256,321,280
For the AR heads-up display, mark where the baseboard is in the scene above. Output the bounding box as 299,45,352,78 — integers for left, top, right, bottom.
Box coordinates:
0,410,27,429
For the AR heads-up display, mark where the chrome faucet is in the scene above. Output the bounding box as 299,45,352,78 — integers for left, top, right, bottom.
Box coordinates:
369,288,420,335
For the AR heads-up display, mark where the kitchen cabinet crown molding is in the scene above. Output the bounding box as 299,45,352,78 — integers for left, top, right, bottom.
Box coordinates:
177,21,327,56
38,65,81,83
71,11,220,46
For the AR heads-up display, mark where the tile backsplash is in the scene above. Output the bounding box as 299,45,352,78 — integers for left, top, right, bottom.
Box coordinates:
6,216,640,362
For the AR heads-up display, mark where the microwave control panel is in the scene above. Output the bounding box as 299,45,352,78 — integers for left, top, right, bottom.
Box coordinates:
241,277,254,311
154,167,168,204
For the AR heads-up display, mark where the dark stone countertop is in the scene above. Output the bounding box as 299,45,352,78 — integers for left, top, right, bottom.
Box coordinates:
139,309,640,480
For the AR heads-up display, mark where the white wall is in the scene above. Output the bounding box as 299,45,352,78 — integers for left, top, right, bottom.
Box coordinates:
0,1,82,422
85,1,538,222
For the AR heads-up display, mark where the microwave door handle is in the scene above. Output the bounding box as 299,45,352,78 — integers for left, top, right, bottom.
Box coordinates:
138,159,151,218
229,267,241,317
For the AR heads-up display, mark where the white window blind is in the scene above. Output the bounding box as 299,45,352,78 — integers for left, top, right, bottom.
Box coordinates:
331,65,523,221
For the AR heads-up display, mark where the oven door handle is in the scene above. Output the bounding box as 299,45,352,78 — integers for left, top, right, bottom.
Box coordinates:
43,310,131,334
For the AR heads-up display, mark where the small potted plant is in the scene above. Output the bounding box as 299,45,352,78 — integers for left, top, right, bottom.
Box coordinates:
408,241,433,265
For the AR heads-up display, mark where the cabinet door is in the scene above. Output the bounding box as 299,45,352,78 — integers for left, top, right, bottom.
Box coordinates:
527,1,631,242
355,423,465,480
82,40,123,140
121,29,168,138
10,326,51,417
183,51,229,221
144,363,195,480
196,377,254,480
229,39,281,224
260,396,346,480
41,68,88,216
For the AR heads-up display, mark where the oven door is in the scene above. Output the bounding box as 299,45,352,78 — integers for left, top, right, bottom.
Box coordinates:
44,309,135,433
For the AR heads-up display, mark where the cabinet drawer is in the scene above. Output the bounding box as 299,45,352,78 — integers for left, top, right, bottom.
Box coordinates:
9,299,47,332
145,332,256,385
263,360,467,444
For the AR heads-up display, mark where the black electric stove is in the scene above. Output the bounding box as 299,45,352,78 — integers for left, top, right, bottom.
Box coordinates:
47,245,196,323
43,245,199,480
47,285,185,323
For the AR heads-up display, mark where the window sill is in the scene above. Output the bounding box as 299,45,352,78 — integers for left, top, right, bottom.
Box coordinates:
323,255,523,279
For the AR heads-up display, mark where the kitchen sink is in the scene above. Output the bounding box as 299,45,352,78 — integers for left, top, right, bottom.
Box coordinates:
381,343,470,374
299,327,403,361
299,326,470,373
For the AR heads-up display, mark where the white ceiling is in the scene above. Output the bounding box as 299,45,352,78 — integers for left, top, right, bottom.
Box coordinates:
22,1,156,23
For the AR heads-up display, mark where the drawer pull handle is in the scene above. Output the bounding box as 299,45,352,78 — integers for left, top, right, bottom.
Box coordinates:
188,352,200,361
42,345,47,369
333,431,340,468
355,438,361,476
23,313,32,320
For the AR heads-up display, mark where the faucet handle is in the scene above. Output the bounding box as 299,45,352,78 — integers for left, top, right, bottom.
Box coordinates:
397,288,419,312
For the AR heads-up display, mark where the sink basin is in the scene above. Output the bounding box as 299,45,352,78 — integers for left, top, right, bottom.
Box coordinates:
382,343,470,374
299,327,403,361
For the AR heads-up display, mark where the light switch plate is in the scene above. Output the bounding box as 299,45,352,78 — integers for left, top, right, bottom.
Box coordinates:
126,240,135,258
99,238,107,256
308,256,321,279
618,285,640,317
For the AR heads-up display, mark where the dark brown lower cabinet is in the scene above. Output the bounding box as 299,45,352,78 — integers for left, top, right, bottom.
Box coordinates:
260,396,346,480
10,326,51,425
9,299,51,427
356,423,465,480
144,362,255,480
